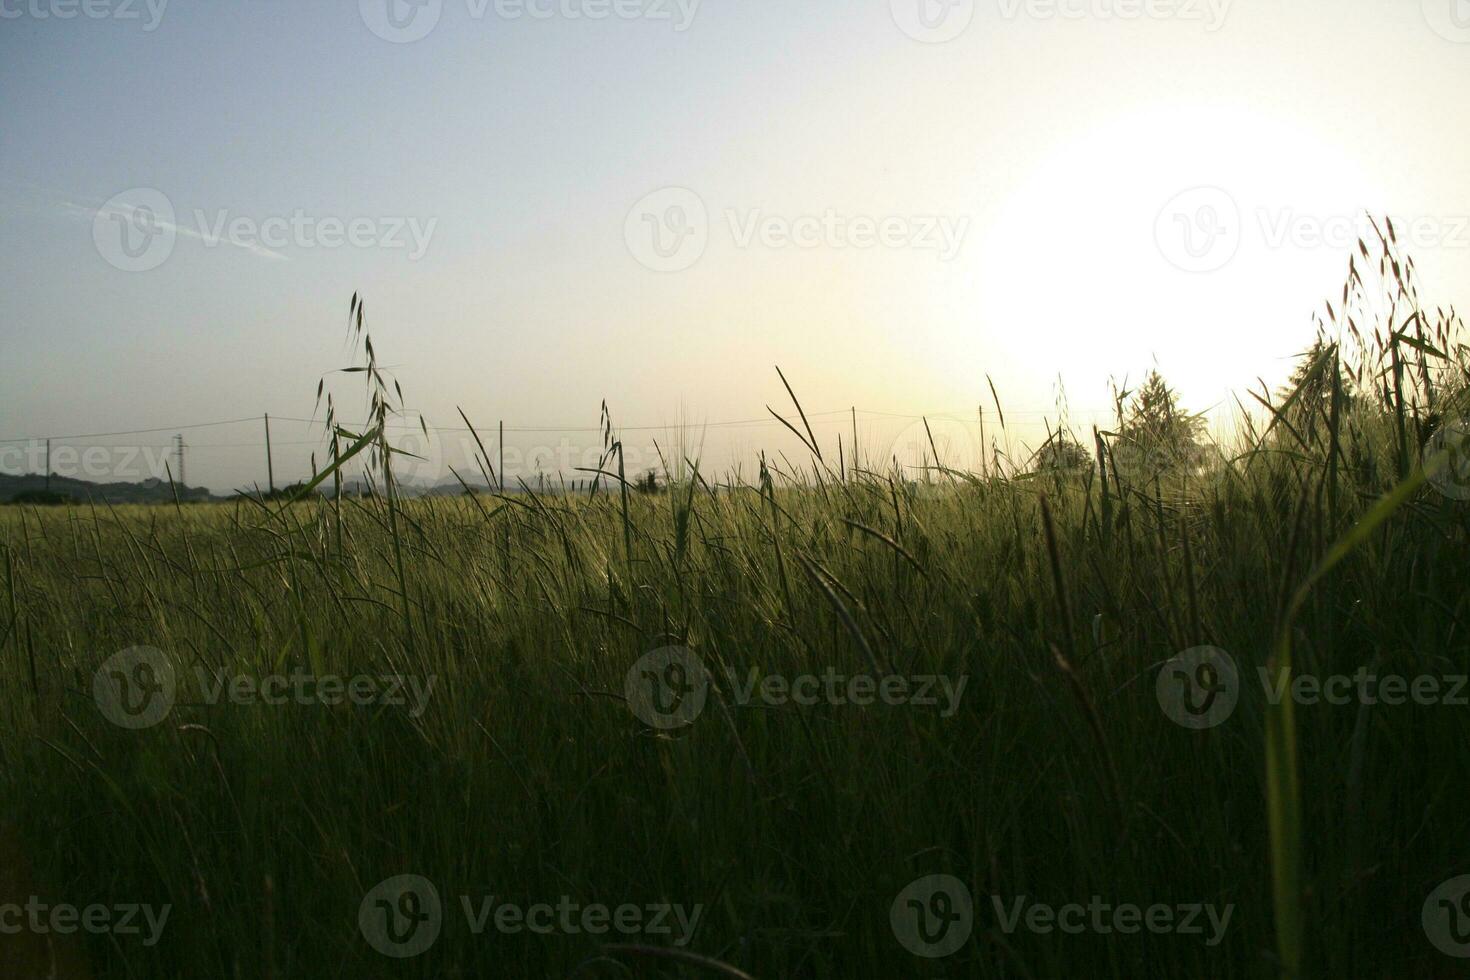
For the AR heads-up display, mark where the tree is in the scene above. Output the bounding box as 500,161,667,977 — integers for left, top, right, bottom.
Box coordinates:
242,482,316,502
6,489,73,506
1278,337,1353,434
1112,370,1207,479
1033,431,1092,473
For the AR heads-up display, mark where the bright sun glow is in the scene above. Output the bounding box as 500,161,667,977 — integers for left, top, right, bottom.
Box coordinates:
952,105,1382,432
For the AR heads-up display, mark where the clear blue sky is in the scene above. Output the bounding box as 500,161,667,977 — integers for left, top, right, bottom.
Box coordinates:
3,0,1469,491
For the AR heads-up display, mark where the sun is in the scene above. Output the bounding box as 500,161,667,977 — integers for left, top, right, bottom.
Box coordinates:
942,102,1382,429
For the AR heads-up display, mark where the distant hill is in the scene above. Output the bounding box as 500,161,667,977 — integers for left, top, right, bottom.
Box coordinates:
0,473,217,505
0,472,582,506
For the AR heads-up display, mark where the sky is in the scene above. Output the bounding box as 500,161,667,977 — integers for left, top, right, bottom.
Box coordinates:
2,0,1469,492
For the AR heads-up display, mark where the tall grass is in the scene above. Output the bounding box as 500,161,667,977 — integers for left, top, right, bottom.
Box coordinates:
2,229,1468,978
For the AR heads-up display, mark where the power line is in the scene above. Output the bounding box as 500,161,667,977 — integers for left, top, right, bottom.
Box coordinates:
263,408,1120,435
0,406,1125,448
0,416,261,445
265,411,858,434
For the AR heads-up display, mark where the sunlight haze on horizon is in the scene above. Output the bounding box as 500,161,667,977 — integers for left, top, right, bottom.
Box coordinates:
3,0,1470,492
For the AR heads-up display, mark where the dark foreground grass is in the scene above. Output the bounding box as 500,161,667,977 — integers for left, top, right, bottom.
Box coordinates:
3,242,1470,979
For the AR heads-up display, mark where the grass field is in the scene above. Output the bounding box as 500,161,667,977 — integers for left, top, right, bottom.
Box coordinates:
3,245,1470,978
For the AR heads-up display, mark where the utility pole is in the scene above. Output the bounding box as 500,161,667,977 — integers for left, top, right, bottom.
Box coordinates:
174,434,187,487
978,405,986,478
44,439,51,493
264,414,275,494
